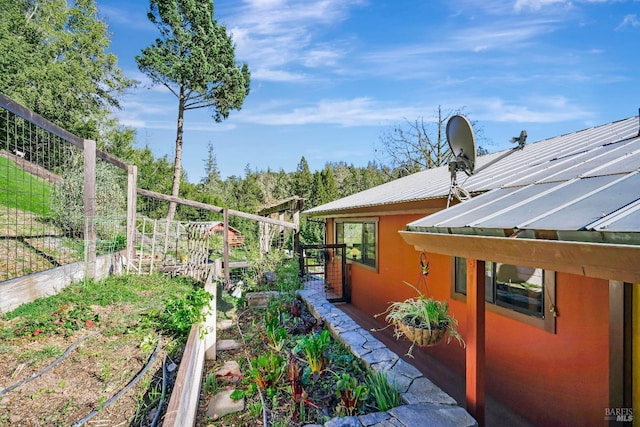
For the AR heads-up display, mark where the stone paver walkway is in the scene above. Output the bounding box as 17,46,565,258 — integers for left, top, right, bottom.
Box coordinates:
298,289,477,427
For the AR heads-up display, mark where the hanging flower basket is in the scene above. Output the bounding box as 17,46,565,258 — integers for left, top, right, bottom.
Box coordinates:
398,317,447,347
374,281,465,356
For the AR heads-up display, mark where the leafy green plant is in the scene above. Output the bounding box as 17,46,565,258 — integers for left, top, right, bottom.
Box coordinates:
335,373,369,416
261,314,288,352
230,389,245,400
203,373,217,394
5,303,99,337
156,287,213,336
244,250,301,292
50,162,126,238
295,329,331,375
274,256,302,292
247,401,263,418
96,234,127,254
246,352,287,391
365,370,402,411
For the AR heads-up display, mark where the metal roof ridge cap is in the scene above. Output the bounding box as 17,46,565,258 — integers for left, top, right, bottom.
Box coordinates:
467,180,576,227
517,172,639,229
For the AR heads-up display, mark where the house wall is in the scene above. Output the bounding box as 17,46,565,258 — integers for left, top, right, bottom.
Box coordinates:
329,213,610,427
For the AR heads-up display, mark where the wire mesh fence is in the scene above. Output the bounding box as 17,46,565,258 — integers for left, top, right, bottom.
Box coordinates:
0,107,82,281
1,93,301,295
0,95,129,284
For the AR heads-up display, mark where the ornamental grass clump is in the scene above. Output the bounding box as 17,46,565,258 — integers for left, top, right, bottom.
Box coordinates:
365,370,402,411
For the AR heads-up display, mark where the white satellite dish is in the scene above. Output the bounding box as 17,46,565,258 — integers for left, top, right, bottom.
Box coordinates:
445,114,476,207
446,114,476,174
444,114,528,207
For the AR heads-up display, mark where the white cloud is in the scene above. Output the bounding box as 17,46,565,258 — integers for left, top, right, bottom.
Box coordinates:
514,0,567,12
251,68,308,82
241,97,424,126
616,14,640,30
472,96,594,122
223,0,365,81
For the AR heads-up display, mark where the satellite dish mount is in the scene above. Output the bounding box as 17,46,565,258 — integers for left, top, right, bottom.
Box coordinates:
446,115,476,207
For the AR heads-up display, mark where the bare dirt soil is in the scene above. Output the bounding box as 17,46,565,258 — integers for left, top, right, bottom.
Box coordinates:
0,301,182,427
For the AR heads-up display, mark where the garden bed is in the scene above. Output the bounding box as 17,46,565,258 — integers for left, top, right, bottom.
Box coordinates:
197,291,403,426
0,273,210,426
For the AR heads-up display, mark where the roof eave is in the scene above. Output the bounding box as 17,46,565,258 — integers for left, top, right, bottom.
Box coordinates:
399,229,640,283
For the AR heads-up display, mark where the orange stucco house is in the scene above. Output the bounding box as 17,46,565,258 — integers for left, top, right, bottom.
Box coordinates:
305,116,639,426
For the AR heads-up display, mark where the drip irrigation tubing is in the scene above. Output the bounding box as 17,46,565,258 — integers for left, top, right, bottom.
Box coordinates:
150,355,168,427
71,336,162,427
0,332,98,397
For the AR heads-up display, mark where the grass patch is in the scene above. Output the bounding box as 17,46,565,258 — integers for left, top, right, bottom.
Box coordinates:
0,156,51,216
0,274,203,338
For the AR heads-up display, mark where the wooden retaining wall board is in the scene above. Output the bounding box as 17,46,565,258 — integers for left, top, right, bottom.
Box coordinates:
164,266,218,427
163,322,206,427
0,252,125,314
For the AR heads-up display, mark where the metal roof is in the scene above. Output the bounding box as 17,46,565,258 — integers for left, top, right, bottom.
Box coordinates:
305,116,640,220
405,119,640,244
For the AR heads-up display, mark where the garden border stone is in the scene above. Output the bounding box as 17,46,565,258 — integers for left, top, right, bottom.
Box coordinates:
298,289,477,427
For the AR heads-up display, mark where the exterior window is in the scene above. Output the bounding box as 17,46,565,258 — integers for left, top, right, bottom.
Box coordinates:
335,220,377,268
454,258,552,323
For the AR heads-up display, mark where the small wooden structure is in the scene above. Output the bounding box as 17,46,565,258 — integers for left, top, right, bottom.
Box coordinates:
257,196,304,254
198,221,245,247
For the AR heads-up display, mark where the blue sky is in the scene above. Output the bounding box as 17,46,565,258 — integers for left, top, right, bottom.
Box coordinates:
99,0,640,181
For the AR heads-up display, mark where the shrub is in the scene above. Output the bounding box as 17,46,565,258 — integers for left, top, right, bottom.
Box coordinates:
50,162,126,238
156,287,213,336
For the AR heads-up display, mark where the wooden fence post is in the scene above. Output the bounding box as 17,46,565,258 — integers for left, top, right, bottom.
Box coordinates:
204,260,221,361
223,208,230,288
126,165,137,273
84,139,97,280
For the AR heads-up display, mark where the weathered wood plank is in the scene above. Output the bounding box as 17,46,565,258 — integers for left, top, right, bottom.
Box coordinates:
0,253,125,314
83,139,97,280
164,263,220,425
126,165,138,272
163,323,205,427
399,230,640,284
136,188,297,229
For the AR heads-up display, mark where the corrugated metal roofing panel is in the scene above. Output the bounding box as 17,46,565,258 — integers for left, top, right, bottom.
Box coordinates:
411,186,522,228
588,200,640,232
305,116,640,215
408,173,640,234
523,173,640,231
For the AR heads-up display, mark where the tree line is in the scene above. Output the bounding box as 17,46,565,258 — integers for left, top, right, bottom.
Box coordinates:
0,0,484,246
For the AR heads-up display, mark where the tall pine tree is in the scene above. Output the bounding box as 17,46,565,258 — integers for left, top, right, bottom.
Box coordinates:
137,0,250,221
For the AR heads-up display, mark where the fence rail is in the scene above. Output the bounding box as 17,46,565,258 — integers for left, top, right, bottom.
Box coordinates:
1,91,301,308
